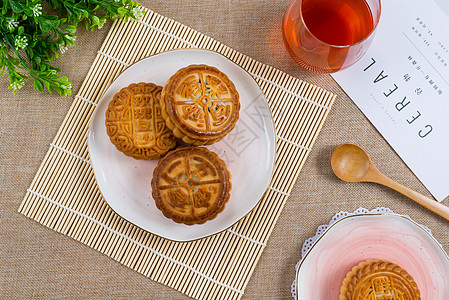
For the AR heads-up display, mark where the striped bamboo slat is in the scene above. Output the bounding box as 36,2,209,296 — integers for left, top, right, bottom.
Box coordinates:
19,7,335,300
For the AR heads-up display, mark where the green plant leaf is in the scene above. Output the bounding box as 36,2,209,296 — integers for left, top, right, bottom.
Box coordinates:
44,80,53,93
64,25,77,34
33,78,44,92
92,15,99,26
39,21,51,32
9,1,24,13
23,7,33,16
117,7,128,16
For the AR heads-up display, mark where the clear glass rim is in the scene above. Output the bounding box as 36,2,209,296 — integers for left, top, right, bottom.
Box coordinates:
298,0,382,49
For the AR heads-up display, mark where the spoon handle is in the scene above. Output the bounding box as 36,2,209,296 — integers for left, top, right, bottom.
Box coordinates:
372,171,449,221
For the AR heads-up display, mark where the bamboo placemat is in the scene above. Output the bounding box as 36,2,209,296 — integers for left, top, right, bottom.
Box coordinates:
18,7,335,300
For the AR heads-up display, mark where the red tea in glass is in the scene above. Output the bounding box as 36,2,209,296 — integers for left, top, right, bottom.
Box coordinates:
283,0,381,73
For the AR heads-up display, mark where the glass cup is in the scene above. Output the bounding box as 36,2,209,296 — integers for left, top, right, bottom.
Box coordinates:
282,0,381,73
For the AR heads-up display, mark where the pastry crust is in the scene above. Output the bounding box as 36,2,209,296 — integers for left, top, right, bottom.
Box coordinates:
161,65,240,146
105,82,176,160
151,147,231,225
339,259,421,300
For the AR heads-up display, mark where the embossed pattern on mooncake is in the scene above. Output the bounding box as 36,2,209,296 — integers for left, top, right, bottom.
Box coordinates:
161,65,240,146
151,147,231,225
339,259,421,300
105,82,176,160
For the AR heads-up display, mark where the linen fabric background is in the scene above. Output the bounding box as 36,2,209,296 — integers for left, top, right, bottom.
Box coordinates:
1,0,447,299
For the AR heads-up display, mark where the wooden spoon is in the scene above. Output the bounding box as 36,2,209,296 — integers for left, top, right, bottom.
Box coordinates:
331,143,449,221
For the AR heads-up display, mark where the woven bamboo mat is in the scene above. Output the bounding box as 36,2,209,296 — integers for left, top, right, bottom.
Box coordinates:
18,7,335,300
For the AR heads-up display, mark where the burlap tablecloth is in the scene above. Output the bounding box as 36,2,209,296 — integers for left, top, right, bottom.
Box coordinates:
1,1,448,299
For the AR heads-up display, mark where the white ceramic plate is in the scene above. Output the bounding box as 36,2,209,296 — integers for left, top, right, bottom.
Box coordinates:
295,213,449,299
88,49,276,241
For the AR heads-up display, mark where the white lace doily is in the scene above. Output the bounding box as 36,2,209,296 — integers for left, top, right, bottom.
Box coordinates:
290,207,432,299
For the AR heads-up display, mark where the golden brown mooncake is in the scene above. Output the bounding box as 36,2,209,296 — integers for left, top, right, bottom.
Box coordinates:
161,64,240,146
105,82,176,160
339,259,421,300
151,146,231,225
